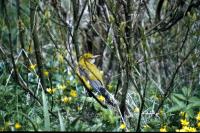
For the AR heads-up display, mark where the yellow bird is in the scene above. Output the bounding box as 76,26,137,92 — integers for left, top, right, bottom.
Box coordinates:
76,53,114,107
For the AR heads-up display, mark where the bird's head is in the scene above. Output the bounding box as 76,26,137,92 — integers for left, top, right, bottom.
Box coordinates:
80,53,100,63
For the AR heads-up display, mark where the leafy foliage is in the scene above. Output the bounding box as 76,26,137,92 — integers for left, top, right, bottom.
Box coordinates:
0,0,200,132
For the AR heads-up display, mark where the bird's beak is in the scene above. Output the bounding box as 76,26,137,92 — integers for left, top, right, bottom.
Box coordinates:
92,55,101,59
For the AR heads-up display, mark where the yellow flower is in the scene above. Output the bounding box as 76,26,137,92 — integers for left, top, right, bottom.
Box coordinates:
120,123,126,129
196,113,200,121
187,127,197,132
197,122,200,128
43,70,49,77
180,119,189,126
176,126,197,132
133,107,140,113
15,122,21,129
97,95,105,102
176,127,188,132
160,126,167,132
29,64,37,70
57,84,66,90
70,90,77,97
176,129,186,132
46,88,56,94
197,111,200,116
61,96,71,103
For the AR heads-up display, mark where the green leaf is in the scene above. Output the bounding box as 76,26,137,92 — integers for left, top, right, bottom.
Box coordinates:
185,108,194,118
167,105,185,113
173,94,186,101
171,95,185,106
71,116,81,127
58,110,65,131
186,102,200,109
42,90,51,131
181,87,191,97
188,97,200,103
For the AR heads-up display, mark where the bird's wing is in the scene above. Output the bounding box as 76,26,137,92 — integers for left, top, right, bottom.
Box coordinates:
76,66,108,108
78,67,114,106
78,61,114,106
78,66,102,93
76,66,92,90
84,61,104,85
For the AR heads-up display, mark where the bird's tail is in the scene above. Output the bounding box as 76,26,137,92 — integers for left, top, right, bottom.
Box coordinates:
89,80,115,106
99,87,115,106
